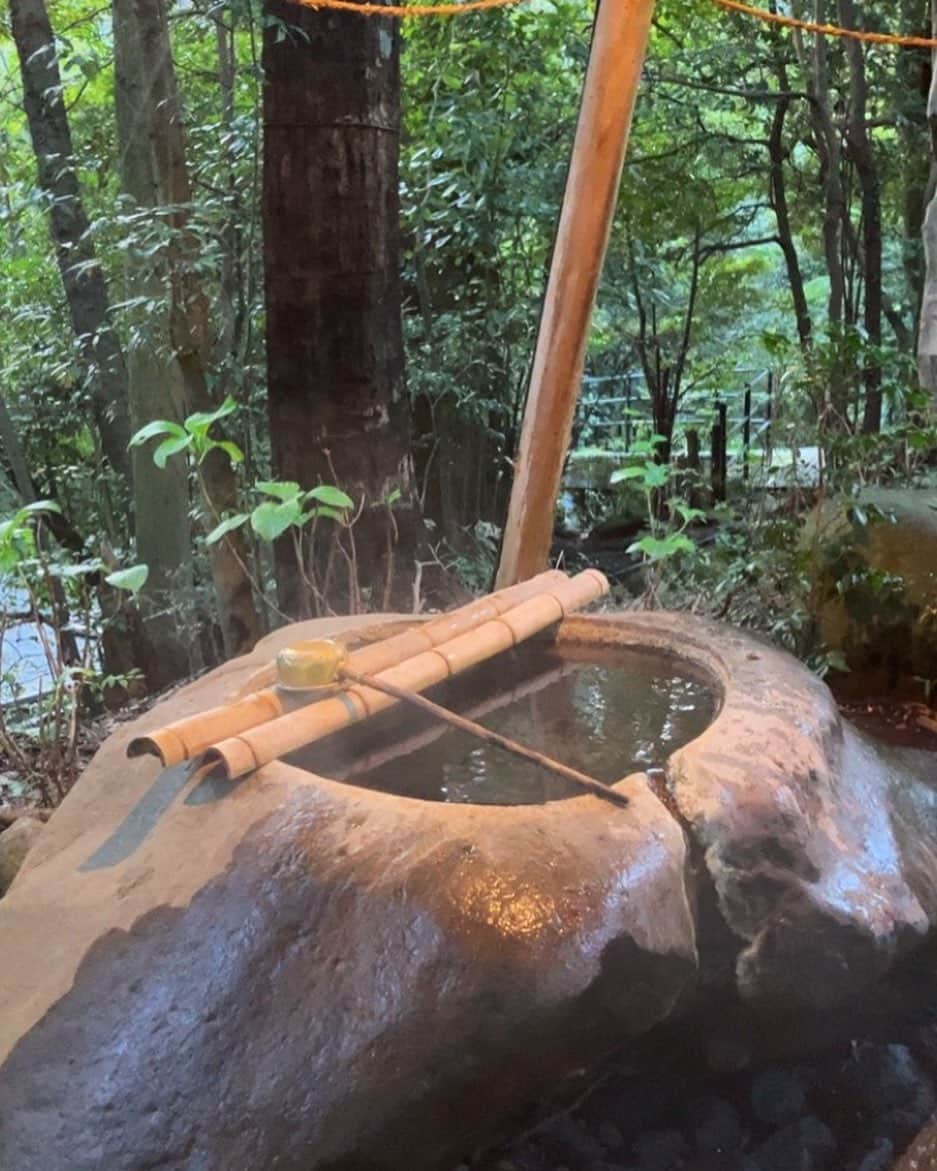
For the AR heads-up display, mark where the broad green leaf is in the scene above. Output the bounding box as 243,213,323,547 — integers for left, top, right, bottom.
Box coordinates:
642,463,670,488
255,480,301,502
206,514,249,545
308,505,345,522
674,504,707,525
18,499,62,517
628,534,695,562
130,419,186,447
213,440,244,467
154,434,193,468
185,396,238,437
305,484,353,510
251,499,303,541
610,466,645,484
106,564,149,594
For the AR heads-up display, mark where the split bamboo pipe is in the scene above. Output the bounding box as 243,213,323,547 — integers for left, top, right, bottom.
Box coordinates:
128,570,569,766
496,0,657,588
201,569,609,780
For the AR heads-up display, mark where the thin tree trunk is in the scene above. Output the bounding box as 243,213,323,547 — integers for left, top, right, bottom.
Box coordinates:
793,9,850,424
263,0,427,617
113,0,261,663
9,0,131,479
838,0,884,434
767,90,812,351
113,0,194,688
919,0,937,395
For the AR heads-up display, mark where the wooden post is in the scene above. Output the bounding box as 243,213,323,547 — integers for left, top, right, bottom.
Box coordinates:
711,401,728,504
495,0,656,588
742,383,752,482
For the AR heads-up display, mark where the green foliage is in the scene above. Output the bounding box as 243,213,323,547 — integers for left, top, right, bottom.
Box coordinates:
130,397,243,469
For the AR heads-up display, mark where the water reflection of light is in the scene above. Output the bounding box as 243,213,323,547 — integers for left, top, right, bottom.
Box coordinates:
456,872,558,941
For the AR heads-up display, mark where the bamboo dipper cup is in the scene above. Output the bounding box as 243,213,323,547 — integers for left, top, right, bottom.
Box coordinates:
200,569,608,781
128,570,570,766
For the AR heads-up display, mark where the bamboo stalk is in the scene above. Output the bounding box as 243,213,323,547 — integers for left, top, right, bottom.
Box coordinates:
340,666,629,808
496,0,657,587
129,569,569,765
201,569,609,780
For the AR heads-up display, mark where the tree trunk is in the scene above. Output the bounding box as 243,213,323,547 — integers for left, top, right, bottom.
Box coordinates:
919,0,937,396
768,92,812,351
838,0,884,434
9,0,131,480
113,0,194,689
263,0,427,617
116,0,261,659
793,10,850,424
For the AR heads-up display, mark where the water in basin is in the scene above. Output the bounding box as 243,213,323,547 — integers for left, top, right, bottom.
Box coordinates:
289,639,717,805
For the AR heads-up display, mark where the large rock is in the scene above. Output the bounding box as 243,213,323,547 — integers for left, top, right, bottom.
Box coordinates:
810,486,937,682
0,611,935,1171
0,816,44,895
0,614,695,1171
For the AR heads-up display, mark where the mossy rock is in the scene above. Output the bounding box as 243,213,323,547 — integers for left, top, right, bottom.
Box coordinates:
808,487,937,683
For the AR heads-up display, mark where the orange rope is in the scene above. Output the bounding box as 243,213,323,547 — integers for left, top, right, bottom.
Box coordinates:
711,0,937,50
282,0,937,47
287,0,527,16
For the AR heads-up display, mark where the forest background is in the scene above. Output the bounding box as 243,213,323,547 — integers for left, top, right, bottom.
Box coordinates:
1,0,936,800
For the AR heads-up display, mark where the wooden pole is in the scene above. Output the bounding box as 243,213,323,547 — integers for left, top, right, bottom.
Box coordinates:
496,0,657,588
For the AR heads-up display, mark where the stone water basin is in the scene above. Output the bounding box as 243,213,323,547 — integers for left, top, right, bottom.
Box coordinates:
0,612,935,1171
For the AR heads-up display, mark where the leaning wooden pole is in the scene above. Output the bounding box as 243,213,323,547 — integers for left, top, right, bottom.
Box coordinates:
495,0,656,587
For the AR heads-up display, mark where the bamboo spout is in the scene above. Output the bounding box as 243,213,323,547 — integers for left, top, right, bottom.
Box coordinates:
202,569,609,780
128,570,569,766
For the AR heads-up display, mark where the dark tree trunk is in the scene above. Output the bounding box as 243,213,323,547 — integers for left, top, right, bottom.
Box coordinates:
838,0,884,434
263,0,426,618
768,95,812,351
9,0,132,480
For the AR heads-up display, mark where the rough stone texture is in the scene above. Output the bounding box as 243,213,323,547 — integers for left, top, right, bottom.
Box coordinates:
810,486,937,680
0,815,44,895
0,611,935,1171
0,614,695,1171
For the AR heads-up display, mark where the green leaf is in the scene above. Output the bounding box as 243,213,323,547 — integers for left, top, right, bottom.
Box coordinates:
610,466,645,484
642,463,670,488
105,564,149,594
18,499,62,517
674,504,707,525
255,480,301,502
153,434,193,468
308,505,345,522
251,499,303,541
206,514,249,545
305,484,353,510
130,419,186,447
214,440,244,467
628,534,695,562
185,396,238,438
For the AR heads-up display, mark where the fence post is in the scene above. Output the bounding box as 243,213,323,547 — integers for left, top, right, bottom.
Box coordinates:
764,370,774,465
711,401,728,503
742,383,752,482
685,428,701,507
625,373,633,452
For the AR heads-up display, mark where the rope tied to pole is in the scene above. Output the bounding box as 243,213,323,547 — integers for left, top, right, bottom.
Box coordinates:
283,0,937,50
